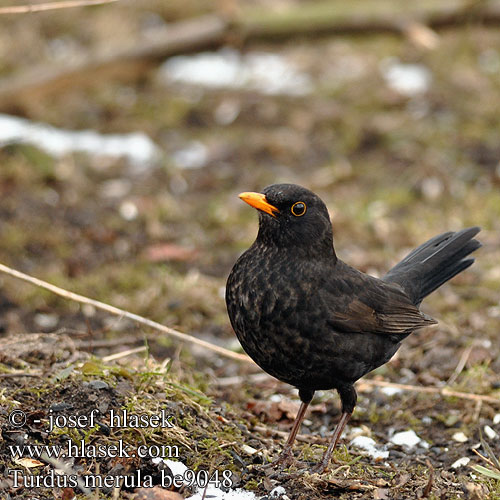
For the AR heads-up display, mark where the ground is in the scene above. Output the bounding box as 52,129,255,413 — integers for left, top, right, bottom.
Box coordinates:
0,1,499,499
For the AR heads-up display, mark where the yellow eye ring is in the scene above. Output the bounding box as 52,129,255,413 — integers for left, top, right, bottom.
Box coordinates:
291,201,306,217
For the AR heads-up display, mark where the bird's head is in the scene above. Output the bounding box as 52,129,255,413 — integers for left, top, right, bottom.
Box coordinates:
239,183,335,257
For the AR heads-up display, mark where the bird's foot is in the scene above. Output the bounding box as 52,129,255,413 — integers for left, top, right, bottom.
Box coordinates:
309,460,328,475
262,447,295,472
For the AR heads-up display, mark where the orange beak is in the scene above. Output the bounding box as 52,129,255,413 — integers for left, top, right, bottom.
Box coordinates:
238,192,279,217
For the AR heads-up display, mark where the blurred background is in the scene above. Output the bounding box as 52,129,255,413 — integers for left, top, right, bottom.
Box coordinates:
0,0,499,496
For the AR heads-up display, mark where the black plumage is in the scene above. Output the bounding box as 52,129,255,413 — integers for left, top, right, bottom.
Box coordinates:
226,183,481,472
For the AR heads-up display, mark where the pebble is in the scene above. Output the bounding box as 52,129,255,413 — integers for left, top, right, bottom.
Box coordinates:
119,201,139,220
452,432,468,443
241,444,258,455
34,312,58,330
390,430,422,448
484,425,498,440
380,387,403,397
451,457,470,469
89,380,109,390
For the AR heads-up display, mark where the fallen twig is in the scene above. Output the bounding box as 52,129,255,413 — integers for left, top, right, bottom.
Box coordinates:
0,372,41,378
358,379,499,405
215,373,271,387
447,342,475,385
0,0,118,15
252,424,324,445
472,447,499,471
0,262,249,363
218,372,499,405
0,14,228,110
101,345,147,362
422,459,434,497
3,3,500,110
1,262,498,406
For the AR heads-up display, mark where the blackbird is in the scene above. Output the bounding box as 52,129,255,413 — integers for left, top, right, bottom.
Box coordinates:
226,183,481,473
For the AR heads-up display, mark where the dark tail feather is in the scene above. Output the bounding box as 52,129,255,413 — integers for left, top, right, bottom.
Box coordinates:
383,227,481,306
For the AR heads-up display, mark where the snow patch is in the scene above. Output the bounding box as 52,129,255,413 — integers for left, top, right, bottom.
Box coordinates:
350,436,389,459
160,48,313,96
0,114,161,169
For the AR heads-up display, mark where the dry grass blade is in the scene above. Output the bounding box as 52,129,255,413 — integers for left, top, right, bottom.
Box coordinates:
422,459,434,497
101,345,147,362
447,343,474,385
0,262,251,363
0,262,496,406
470,463,500,481
0,0,118,15
359,379,500,405
479,430,500,470
472,448,498,471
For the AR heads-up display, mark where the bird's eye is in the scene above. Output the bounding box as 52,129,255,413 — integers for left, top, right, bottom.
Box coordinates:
291,201,306,217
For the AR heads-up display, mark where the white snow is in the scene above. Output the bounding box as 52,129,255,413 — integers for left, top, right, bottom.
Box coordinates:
160,48,313,96
0,113,161,168
153,459,282,500
379,386,403,397
390,430,428,448
350,436,389,460
172,140,208,169
380,58,432,96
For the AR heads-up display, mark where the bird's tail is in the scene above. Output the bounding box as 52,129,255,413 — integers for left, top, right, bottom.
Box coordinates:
383,227,481,306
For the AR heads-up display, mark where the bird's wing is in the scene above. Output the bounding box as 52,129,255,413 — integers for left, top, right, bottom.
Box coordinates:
322,261,437,335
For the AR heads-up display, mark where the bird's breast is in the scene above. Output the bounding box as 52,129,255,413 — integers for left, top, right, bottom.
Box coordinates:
226,248,334,383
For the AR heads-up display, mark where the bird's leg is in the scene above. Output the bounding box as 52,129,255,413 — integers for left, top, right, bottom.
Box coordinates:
310,384,356,474
264,388,313,469
310,411,351,474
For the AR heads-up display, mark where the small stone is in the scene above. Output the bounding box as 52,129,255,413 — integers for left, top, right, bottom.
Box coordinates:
89,380,109,390
484,425,498,440
452,432,468,443
390,430,421,448
50,402,73,412
34,313,58,330
119,200,138,220
493,414,500,425
241,444,258,455
421,176,443,200
452,457,470,469
214,99,240,125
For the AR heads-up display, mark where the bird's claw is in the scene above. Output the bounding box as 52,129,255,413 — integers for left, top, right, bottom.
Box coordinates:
262,448,295,472
309,461,328,475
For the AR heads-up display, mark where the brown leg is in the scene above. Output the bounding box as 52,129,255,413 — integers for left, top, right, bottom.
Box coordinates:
310,411,352,474
264,399,310,469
